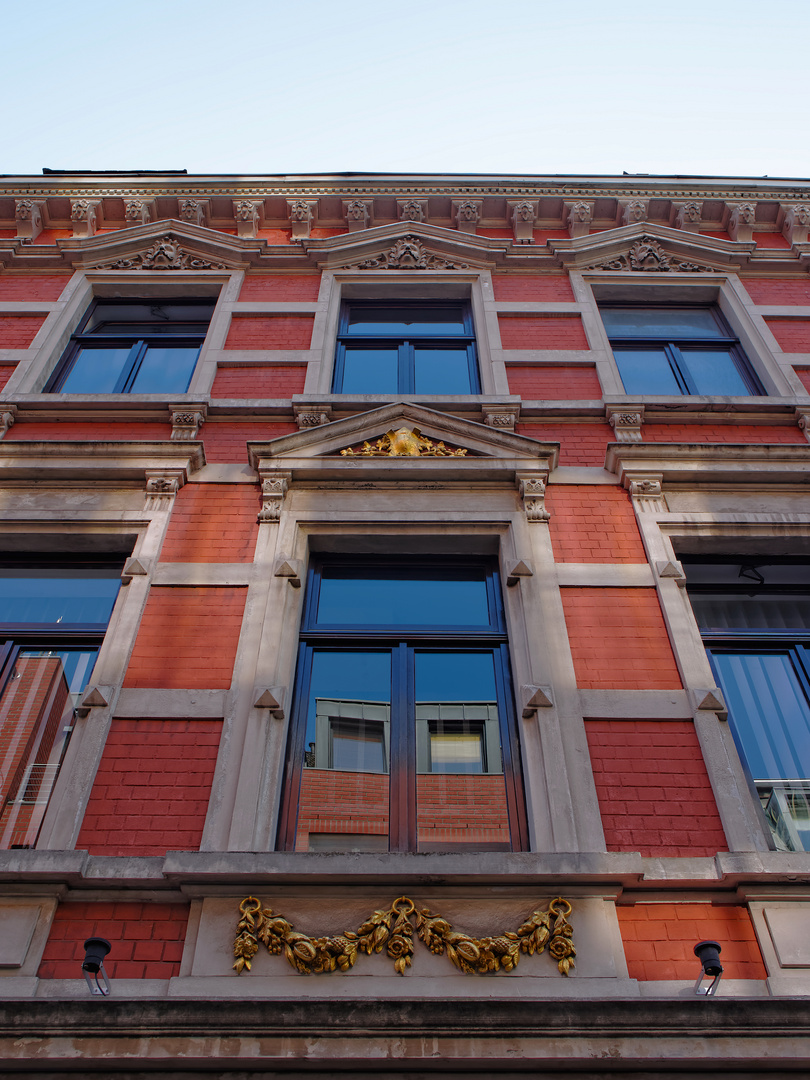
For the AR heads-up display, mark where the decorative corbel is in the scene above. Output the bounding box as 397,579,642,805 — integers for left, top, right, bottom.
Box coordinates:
674,202,703,232
287,199,318,241
565,201,593,238
70,199,98,238
518,474,550,522
796,409,810,444
521,684,554,717
621,200,648,226
781,204,810,246
121,557,149,585
656,559,686,587
144,471,183,510
506,559,533,587
482,404,519,430
274,556,302,587
0,406,17,439
234,199,265,238
507,200,538,244
606,405,644,443
452,200,482,234
15,199,43,241
170,405,206,441
124,199,155,227
257,472,290,522
343,200,372,232
397,199,428,223
727,203,756,242
178,198,207,226
254,688,286,719
293,404,333,429
689,688,727,720
625,473,666,513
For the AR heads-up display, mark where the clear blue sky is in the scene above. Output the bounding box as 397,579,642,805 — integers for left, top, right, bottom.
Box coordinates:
5,0,809,179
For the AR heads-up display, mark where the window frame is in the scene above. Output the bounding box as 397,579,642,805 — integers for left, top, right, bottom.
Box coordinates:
277,557,528,853
332,300,480,395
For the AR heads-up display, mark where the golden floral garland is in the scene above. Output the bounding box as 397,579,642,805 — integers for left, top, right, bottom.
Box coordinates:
233,895,575,977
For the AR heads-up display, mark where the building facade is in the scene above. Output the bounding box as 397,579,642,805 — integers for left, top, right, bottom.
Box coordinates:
0,172,809,1075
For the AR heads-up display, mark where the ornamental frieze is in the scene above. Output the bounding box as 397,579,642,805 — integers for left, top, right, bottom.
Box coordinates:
90,235,226,270
340,426,468,457
344,236,469,270
583,237,715,273
234,895,575,976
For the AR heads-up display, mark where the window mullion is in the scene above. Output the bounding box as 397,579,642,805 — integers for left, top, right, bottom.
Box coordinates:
115,341,146,393
390,642,414,852
400,343,414,395
667,345,695,394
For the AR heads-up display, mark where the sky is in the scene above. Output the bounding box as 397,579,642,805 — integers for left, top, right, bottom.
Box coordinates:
4,0,810,180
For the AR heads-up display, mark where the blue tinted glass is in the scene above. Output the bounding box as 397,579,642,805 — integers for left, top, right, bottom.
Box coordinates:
316,573,490,627
416,651,497,702
60,348,131,393
602,308,723,338
304,650,391,773
346,306,466,335
414,348,473,393
340,348,399,393
681,350,751,395
0,570,120,627
129,346,199,393
614,349,681,394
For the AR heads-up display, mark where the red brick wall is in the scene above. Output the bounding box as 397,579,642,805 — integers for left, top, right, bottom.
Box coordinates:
516,423,612,467
238,274,321,301
492,274,575,301
765,318,810,352
743,278,810,305
795,368,810,394
0,365,15,392
643,423,806,444
754,232,790,249
507,365,602,399
123,586,246,689
31,229,71,244
159,484,259,563
224,315,314,350
0,315,46,348
617,903,766,981
76,718,222,856
547,486,646,563
38,900,189,980
585,720,728,856
211,364,307,398
498,315,588,350
561,588,682,690
0,274,70,300
202,421,299,463
5,422,172,441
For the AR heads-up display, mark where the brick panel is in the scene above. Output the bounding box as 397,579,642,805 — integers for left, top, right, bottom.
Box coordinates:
5,421,172,441
38,900,189,980
0,365,15,392
795,368,810,394
296,771,389,850
643,423,806,445
516,423,612,467
507,364,602,399
202,421,298,463
417,774,510,848
561,587,682,690
0,273,70,300
160,484,260,563
225,315,314,350
476,228,514,239
585,720,728,856
617,903,766,982
238,274,321,301
211,364,306,398
31,229,71,244
547,486,646,563
0,315,46,349
765,317,810,353
77,718,222,856
256,229,292,243
123,586,246,689
498,314,588,350
492,274,575,302
754,232,790,249
743,278,810,305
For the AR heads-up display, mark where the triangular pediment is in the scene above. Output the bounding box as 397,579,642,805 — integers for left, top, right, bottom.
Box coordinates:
65,220,253,271
547,222,753,273
302,221,501,270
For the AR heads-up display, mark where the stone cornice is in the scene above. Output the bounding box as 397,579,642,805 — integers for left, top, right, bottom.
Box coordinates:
0,440,204,483
606,441,810,486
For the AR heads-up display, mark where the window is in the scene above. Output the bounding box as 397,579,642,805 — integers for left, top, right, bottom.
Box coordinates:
277,559,527,853
0,560,121,848
601,306,763,396
48,299,216,394
332,302,479,394
686,559,810,852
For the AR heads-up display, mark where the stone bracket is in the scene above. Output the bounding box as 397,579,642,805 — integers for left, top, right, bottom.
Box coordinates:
0,407,17,440
565,201,594,238
506,559,533,587
674,201,703,232
274,557,302,587
690,688,728,720
144,470,185,510
727,203,756,242
780,203,810,245
287,199,318,241
343,200,373,232
606,405,644,444
15,200,45,241
795,409,810,444
75,685,110,718
452,200,482,234
656,559,686,587
121,557,149,585
397,199,428,223
254,688,286,719
621,200,648,226
124,199,156,227
234,200,265,238
170,405,207,441
482,404,519,430
70,199,100,238
624,472,666,513
507,200,538,243
178,198,209,226
257,471,291,522
521,684,554,717
518,474,550,522
294,404,333,429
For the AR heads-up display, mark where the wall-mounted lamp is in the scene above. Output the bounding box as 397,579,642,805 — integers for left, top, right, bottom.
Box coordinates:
82,937,112,996
693,940,723,996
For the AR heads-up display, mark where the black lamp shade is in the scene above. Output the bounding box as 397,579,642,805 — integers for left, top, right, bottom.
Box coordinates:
694,940,723,976
82,937,111,974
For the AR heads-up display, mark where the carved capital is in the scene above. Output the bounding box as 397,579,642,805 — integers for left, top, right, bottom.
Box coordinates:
565,201,593,238
452,199,482,233
294,404,333,429
482,404,519,430
782,204,810,245
397,199,428,223
727,202,756,242
343,200,372,232
144,471,183,510
675,201,703,232
258,472,290,522
0,407,17,439
234,200,264,238
607,405,644,443
170,405,206,441
15,199,43,240
507,200,538,243
124,199,154,226
70,199,98,237
621,200,648,226
518,474,550,522
287,199,318,240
